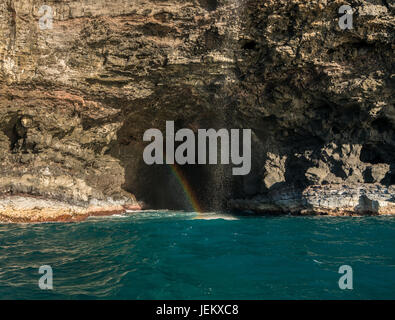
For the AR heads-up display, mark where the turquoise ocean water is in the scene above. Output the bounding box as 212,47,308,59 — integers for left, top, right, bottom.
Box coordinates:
0,211,394,299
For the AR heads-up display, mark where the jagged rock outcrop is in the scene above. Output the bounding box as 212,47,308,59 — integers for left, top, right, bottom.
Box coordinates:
0,0,394,221
230,184,395,216
229,0,395,215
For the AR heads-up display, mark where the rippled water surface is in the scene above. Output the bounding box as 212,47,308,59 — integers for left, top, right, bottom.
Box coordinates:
0,212,394,299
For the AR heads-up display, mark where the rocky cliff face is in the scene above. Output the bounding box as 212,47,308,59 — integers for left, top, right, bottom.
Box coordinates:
0,0,394,221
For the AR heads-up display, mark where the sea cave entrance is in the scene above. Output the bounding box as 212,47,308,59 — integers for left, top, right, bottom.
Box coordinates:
126,159,216,212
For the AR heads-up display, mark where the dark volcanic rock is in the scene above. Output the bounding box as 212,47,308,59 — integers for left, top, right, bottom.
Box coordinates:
0,0,394,220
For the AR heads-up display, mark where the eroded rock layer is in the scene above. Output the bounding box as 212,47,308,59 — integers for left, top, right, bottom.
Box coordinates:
0,0,394,220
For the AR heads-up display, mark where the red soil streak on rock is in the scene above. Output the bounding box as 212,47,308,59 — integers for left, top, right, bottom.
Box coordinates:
123,204,143,210
0,195,143,224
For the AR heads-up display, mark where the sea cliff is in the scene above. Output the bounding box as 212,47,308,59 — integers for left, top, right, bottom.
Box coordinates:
0,0,394,221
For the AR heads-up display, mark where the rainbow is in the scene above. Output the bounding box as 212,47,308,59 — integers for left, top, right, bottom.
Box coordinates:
169,164,203,214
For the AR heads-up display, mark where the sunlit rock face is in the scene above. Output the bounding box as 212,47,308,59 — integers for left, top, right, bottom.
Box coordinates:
0,0,394,219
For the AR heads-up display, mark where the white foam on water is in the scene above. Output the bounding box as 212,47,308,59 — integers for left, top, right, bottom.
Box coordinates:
192,212,239,220
124,210,239,221
125,209,170,213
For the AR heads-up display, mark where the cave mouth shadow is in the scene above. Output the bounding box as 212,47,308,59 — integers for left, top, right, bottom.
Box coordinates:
126,158,215,212
117,121,237,212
